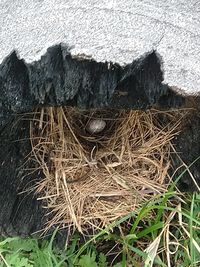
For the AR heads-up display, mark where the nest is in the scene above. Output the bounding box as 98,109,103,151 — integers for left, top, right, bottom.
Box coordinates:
29,107,188,233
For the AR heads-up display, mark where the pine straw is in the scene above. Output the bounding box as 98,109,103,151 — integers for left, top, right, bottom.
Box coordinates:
29,107,189,233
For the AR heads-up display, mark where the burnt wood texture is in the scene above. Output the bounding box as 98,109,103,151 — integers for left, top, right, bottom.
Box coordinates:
0,45,198,237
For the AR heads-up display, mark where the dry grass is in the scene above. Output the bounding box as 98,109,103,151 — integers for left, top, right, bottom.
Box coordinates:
29,107,189,233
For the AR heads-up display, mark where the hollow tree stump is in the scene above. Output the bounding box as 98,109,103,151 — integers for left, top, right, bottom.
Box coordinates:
0,0,199,237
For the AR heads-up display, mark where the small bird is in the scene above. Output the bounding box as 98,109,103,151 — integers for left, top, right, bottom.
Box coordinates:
86,119,106,134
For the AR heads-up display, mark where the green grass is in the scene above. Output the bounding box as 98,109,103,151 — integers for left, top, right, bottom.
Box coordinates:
0,191,199,267
0,165,200,267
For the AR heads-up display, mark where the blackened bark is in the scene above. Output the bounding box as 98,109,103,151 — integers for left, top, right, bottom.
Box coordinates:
0,44,197,238
0,45,184,128
0,117,46,236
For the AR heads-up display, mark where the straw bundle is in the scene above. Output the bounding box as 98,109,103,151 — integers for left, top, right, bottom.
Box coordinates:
29,107,187,233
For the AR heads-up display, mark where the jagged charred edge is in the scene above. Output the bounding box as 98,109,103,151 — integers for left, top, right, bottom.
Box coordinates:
0,45,186,129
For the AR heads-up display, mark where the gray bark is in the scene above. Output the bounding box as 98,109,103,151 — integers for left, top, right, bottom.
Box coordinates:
0,0,200,95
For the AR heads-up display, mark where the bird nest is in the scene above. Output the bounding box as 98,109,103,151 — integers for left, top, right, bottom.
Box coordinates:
29,107,188,233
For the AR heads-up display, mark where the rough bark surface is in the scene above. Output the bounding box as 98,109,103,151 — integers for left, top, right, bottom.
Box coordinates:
171,114,200,191
0,47,184,127
0,117,44,236
0,47,198,238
